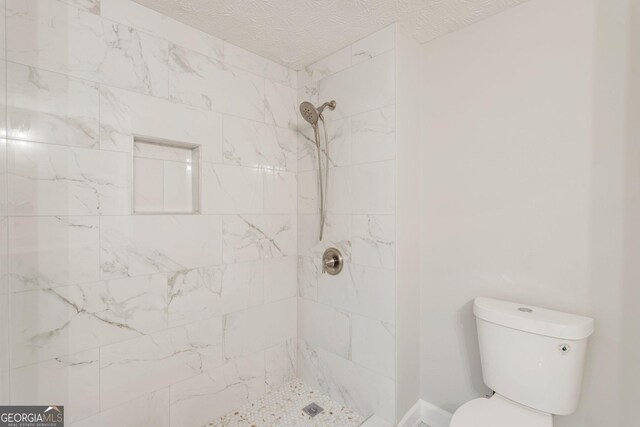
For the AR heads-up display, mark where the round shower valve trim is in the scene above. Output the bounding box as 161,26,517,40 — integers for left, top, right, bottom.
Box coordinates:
322,247,343,275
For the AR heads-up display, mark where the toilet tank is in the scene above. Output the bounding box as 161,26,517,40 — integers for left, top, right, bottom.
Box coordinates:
474,297,594,416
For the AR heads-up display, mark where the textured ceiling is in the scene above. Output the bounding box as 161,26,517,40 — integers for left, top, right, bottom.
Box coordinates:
133,0,529,69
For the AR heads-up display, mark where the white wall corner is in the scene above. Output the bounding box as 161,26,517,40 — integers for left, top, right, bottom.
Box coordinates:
398,400,452,427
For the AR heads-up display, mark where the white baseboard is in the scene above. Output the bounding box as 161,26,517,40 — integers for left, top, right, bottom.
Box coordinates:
420,401,453,427
398,400,453,427
397,400,423,427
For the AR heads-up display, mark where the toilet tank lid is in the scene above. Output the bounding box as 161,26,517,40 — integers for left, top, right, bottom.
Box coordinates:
473,297,594,340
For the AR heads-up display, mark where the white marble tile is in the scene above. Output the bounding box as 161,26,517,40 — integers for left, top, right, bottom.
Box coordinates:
351,25,396,65
299,116,351,166
0,219,6,288
100,215,222,279
351,315,396,379
296,127,319,173
60,0,100,14
298,341,395,423
167,262,263,328
223,298,296,360
7,62,99,148
8,140,130,216
297,46,351,88
68,388,170,427
100,317,224,409
101,0,224,60
316,68,351,122
0,3,5,60
261,214,297,258
0,140,7,219
7,0,168,97
318,263,395,324
300,299,351,358
0,234,6,404
264,170,296,214
263,256,297,302
350,50,395,115
10,274,167,367
265,339,296,391
273,127,298,172
170,352,265,427
319,50,395,119
297,256,320,301
133,157,164,212
326,117,352,167
327,166,353,214
169,44,264,121
222,214,296,263
265,80,298,130
297,214,321,255
321,215,353,249
297,169,319,216
297,117,350,172
216,261,264,313
223,116,296,172
8,216,100,291
297,214,351,259
0,65,5,138
201,163,263,214
99,86,222,158
167,266,222,327
222,116,269,168
351,106,395,164
0,294,8,373
298,82,319,107
11,349,99,423
0,370,8,405
351,215,395,269
224,42,296,88
349,161,395,214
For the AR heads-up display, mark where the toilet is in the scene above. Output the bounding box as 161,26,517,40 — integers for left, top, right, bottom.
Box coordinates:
451,297,594,427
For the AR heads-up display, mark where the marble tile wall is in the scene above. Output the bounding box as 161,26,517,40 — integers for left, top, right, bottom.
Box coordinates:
296,25,398,424
0,0,9,407
2,0,298,425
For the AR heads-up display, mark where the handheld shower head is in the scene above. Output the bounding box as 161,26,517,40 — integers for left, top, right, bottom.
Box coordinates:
299,100,337,126
300,101,319,126
298,100,336,241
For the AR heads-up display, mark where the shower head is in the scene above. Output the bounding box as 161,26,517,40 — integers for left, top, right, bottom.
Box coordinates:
300,101,319,126
299,100,337,126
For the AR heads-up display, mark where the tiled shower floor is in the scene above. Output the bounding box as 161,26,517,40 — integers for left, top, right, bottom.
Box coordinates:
204,379,365,426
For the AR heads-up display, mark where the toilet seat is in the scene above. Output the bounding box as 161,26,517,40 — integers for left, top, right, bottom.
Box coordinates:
450,394,553,427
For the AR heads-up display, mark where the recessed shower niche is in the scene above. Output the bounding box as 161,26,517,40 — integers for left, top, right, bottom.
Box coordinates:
133,137,201,214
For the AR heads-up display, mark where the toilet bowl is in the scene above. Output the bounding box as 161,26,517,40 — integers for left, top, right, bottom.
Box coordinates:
450,297,594,427
451,394,552,427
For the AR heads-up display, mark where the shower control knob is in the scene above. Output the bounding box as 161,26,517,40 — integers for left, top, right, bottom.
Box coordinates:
322,247,343,275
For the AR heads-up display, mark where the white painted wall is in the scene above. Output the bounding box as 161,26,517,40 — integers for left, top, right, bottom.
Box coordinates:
419,0,637,426
621,0,640,424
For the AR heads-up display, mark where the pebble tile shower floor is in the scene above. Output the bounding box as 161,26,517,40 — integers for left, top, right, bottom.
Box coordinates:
204,379,365,426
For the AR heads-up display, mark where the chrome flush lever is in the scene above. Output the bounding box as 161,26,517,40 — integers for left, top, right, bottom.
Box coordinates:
322,247,343,275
